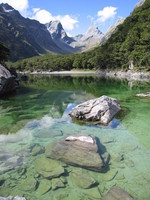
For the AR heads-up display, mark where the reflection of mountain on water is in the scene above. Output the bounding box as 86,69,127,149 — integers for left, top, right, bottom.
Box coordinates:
0,88,94,134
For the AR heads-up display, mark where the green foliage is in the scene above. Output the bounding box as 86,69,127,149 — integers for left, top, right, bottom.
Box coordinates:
0,41,9,62
91,0,150,71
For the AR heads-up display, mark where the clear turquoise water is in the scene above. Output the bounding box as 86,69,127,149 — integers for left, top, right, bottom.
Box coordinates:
0,75,150,200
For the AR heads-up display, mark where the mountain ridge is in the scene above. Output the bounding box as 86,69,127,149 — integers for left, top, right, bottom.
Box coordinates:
0,3,109,61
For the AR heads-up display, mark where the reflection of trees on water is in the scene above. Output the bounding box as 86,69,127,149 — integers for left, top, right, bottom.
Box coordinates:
0,75,150,134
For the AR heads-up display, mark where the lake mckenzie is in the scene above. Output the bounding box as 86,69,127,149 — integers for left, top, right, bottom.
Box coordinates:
0,75,150,200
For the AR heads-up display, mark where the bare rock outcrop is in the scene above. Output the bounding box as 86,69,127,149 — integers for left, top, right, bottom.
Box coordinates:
46,135,109,172
69,96,121,125
0,64,19,95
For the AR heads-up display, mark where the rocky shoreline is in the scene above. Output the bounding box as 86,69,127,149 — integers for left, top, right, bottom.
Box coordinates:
18,69,150,81
97,69,150,81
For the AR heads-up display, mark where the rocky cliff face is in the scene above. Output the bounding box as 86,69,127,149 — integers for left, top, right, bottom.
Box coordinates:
46,21,77,54
70,24,103,52
101,18,125,44
134,0,146,9
46,21,73,44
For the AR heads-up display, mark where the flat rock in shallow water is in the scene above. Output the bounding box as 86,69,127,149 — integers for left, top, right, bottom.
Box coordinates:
34,156,65,179
46,135,109,172
102,186,134,200
19,176,37,192
136,92,150,98
69,95,121,125
71,170,97,189
36,179,51,195
0,196,26,200
51,178,65,190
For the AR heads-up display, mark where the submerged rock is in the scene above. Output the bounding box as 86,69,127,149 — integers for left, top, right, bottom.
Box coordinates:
46,135,109,172
0,64,19,96
19,176,37,192
31,145,45,156
0,197,26,200
36,179,51,195
51,178,66,190
102,186,134,200
71,170,97,189
83,187,101,199
136,92,150,98
34,156,65,179
69,95,121,125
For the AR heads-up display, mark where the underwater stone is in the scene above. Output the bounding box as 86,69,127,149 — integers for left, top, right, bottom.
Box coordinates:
51,178,65,190
19,176,37,192
102,186,134,200
69,95,121,125
103,169,118,181
0,196,26,200
71,170,97,189
83,187,101,199
60,176,67,184
31,145,45,156
36,179,51,195
33,128,63,138
0,176,5,186
34,156,65,179
46,135,109,172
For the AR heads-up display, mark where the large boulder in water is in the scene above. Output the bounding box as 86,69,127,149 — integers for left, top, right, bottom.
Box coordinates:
0,64,19,95
69,95,121,125
46,135,110,172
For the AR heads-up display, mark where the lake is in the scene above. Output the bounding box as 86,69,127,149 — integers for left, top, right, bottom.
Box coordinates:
0,75,150,200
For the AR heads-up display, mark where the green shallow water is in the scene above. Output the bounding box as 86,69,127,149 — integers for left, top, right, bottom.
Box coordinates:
0,75,150,200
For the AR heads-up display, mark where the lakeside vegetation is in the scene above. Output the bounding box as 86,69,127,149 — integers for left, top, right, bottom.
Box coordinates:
0,0,149,72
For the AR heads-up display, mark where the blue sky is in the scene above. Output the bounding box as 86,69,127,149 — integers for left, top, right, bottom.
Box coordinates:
0,0,140,36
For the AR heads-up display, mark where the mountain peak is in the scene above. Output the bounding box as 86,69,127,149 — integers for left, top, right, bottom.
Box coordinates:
86,24,103,37
84,24,103,39
0,3,15,13
46,20,67,40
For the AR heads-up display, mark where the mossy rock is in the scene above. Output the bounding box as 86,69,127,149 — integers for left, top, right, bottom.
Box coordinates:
46,136,109,172
101,186,134,200
34,156,65,179
19,176,37,192
32,145,45,156
83,187,101,199
36,179,51,195
52,178,65,190
71,170,97,189
0,186,11,197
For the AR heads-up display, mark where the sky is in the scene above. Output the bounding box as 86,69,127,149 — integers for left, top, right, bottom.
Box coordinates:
0,0,140,36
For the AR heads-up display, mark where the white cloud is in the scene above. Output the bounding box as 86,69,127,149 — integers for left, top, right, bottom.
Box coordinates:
55,15,78,31
31,8,78,31
32,8,40,14
0,0,28,13
97,6,117,22
87,15,95,23
66,32,72,37
31,9,54,24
